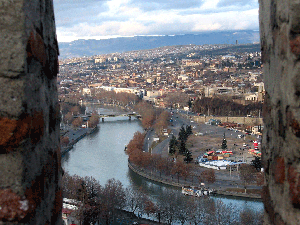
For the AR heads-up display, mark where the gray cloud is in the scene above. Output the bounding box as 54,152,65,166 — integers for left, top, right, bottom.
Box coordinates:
53,0,259,42
128,0,205,11
53,0,109,27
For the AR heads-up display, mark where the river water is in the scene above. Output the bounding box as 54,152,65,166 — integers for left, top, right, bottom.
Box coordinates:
62,108,264,222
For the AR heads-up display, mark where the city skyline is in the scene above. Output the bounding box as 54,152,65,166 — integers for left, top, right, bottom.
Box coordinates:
53,0,259,42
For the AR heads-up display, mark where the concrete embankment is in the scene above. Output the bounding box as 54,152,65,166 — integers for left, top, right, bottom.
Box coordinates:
128,160,261,200
128,160,182,188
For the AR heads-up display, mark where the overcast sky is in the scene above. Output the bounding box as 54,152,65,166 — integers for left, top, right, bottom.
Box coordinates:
53,0,259,42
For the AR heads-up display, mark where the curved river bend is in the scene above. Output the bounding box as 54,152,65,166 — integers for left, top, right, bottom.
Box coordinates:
62,111,263,221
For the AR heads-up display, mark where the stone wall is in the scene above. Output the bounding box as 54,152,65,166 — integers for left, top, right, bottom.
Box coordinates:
0,0,61,224
259,0,300,224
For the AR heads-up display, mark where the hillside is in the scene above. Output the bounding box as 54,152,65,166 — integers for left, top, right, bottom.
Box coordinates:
58,30,260,58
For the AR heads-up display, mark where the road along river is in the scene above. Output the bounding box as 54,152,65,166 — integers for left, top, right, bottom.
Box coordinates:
62,108,264,223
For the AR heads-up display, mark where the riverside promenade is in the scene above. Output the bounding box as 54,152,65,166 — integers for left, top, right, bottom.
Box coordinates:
128,160,261,199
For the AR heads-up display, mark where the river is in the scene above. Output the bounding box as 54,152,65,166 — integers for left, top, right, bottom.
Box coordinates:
62,108,264,223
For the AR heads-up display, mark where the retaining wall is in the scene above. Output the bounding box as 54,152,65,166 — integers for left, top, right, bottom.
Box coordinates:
128,160,261,199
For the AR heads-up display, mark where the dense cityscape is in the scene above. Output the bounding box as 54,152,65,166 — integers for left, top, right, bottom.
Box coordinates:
59,43,265,225
3,1,300,225
58,43,263,108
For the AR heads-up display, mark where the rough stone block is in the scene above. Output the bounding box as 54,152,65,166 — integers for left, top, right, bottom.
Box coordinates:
0,153,23,193
290,36,300,57
27,31,47,67
0,116,30,153
0,77,25,118
0,0,26,78
274,157,285,184
288,166,300,208
0,189,30,222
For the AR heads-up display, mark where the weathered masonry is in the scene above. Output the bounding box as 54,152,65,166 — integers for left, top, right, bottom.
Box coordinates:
259,0,300,224
0,0,61,224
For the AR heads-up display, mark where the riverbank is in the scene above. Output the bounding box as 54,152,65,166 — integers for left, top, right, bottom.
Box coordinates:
61,126,98,155
128,160,262,200
130,110,263,200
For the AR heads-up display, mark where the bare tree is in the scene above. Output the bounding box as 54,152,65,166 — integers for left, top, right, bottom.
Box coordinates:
154,111,170,135
70,105,81,115
62,173,102,225
239,207,264,225
201,169,216,184
165,92,189,109
156,189,179,225
64,111,74,124
239,164,256,193
61,136,70,146
134,101,155,128
171,161,185,183
100,178,126,224
125,186,148,216
88,113,99,128
126,131,145,156
187,197,210,225
72,117,83,128
175,193,192,225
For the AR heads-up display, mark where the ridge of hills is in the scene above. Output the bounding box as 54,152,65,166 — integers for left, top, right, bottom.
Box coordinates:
58,30,260,59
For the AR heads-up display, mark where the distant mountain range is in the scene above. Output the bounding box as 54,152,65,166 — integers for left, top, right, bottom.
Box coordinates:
58,30,260,59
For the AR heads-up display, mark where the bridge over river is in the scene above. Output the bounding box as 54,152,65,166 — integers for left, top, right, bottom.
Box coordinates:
74,111,142,122
99,111,141,121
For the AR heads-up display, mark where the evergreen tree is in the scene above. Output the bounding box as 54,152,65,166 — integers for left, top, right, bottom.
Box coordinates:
179,140,187,155
251,157,262,171
169,135,177,155
184,150,193,163
221,133,227,149
178,125,187,142
188,99,192,110
186,125,193,136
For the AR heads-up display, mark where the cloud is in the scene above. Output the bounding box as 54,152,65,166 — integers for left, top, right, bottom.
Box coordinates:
217,0,258,8
53,0,259,42
53,0,109,27
128,0,204,11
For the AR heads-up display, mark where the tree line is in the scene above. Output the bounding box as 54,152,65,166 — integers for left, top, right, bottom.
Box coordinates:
126,131,216,186
62,172,263,225
133,101,171,131
94,89,140,108
192,97,263,117
60,102,99,128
